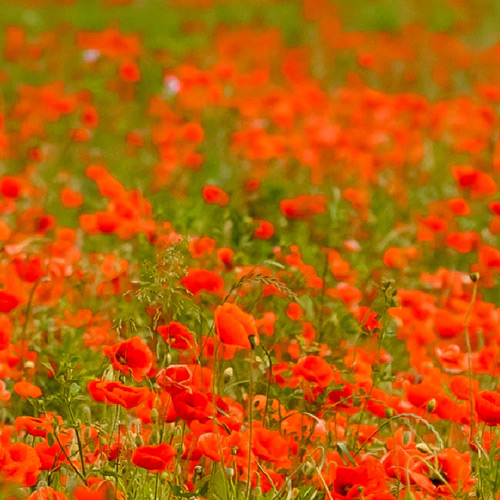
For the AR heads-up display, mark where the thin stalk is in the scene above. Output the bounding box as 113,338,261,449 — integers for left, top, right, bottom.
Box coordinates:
464,274,479,439
245,352,255,500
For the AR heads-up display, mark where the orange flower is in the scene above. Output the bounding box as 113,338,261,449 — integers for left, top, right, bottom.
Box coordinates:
214,302,258,349
0,442,41,486
60,187,84,208
14,381,42,399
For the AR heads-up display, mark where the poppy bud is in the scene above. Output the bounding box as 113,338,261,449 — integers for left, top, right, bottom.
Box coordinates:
150,408,159,423
225,467,234,477
416,443,433,454
223,367,233,383
404,493,415,500
302,460,315,478
469,272,480,283
253,486,263,499
81,406,92,424
194,465,203,480
248,334,257,349
427,398,436,413
24,360,35,370
403,431,412,446
385,408,394,418
136,433,144,447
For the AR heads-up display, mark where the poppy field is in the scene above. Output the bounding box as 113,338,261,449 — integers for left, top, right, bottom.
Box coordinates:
5,0,500,498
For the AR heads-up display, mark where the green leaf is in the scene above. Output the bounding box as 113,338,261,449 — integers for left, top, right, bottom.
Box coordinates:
168,482,199,498
337,442,356,466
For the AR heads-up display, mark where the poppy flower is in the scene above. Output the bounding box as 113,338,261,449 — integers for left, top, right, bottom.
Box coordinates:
14,381,42,399
0,291,20,313
180,268,225,295
292,355,336,388
279,194,327,219
0,176,22,198
103,336,154,381
119,59,141,82
251,427,289,464
172,390,213,422
60,187,84,208
0,442,41,486
156,364,192,394
202,185,230,206
89,380,149,410
131,442,176,472
15,415,52,437
158,322,195,350
476,390,500,426
214,302,258,349
254,220,275,239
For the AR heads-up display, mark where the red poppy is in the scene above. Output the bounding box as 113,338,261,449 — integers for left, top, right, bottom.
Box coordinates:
0,291,20,313
158,322,195,350
292,355,336,388
0,176,22,198
279,194,327,219
102,336,154,381
214,302,258,349
15,415,52,438
180,268,225,295
476,390,500,426
156,365,192,394
251,426,289,464
119,59,141,82
0,442,41,486
202,185,230,206
132,442,176,472
60,187,84,208
254,220,275,239
88,380,149,410
171,389,213,422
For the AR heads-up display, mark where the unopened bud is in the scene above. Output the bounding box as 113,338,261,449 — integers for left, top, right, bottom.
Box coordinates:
385,408,394,418
135,433,144,446
469,272,480,283
223,367,233,383
402,431,412,446
225,467,234,477
194,465,203,478
24,361,35,370
150,408,159,423
302,460,315,479
416,443,432,454
427,399,436,413
248,335,257,349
